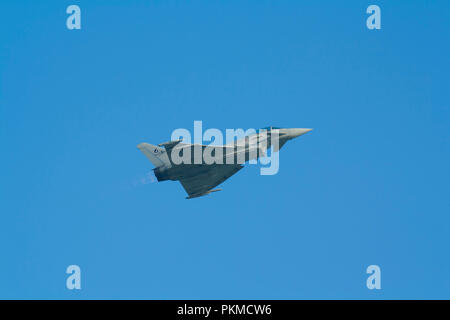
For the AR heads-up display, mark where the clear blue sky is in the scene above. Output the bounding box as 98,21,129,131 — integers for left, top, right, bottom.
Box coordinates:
1,0,449,299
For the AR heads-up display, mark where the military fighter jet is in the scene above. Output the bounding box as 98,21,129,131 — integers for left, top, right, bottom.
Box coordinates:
137,127,312,199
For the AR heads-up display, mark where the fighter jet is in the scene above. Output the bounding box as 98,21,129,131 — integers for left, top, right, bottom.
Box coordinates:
137,127,312,199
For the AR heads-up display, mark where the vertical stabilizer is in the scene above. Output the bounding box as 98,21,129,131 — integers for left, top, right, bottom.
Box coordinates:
137,143,171,168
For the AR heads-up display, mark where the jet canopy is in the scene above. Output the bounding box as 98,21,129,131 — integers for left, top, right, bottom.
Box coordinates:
257,126,282,133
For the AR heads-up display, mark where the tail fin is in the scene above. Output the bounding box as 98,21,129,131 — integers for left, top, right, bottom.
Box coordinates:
137,143,171,168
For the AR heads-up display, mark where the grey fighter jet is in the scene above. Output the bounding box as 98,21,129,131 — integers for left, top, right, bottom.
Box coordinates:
137,127,312,199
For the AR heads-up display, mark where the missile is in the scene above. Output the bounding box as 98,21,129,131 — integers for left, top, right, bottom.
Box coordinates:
186,189,222,199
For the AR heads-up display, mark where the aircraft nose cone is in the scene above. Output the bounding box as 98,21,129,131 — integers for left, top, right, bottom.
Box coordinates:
289,128,313,138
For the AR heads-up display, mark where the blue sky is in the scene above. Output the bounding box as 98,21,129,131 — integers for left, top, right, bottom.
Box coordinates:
0,0,449,299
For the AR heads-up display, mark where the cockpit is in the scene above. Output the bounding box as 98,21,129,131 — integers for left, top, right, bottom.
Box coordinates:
257,126,282,133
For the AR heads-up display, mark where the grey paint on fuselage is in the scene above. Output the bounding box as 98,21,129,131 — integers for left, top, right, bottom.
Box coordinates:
138,127,312,198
